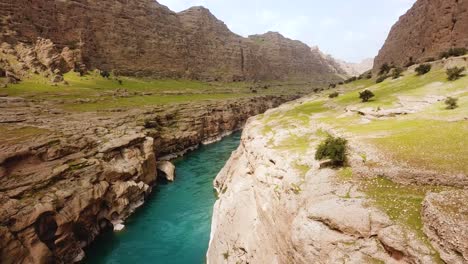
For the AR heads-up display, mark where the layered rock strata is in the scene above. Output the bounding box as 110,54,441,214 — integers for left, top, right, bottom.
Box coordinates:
0,95,295,263
0,1,344,83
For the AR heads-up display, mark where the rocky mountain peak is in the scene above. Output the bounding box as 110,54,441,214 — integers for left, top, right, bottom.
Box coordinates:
374,0,468,71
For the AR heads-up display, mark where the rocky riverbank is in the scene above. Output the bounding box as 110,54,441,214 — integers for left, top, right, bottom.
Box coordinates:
208,59,467,263
0,94,296,263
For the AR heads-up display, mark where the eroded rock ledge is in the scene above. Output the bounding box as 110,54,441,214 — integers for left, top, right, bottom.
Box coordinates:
0,95,295,263
207,105,460,264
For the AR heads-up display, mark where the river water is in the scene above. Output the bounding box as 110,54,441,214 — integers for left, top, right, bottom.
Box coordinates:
84,132,241,264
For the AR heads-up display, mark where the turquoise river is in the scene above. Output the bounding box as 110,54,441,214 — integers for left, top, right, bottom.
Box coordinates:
84,132,241,264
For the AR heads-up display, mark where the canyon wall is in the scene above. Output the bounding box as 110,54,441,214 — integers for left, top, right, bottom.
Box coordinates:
0,95,295,263
0,0,344,83
207,109,439,263
374,0,468,71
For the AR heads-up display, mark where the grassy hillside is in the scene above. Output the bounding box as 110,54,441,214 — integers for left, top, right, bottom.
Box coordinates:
1,70,327,112
258,57,467,253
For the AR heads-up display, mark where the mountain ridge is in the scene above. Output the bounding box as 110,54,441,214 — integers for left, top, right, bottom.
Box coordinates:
0,0,345,83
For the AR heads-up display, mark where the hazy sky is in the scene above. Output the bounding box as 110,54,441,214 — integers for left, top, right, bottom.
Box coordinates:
158,0,416,63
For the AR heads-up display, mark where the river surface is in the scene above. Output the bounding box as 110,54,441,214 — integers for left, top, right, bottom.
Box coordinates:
84,132,241,264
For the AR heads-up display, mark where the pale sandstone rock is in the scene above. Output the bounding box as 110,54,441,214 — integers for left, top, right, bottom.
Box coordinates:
157,161,176,181
422,190,468,264
208,104,437,264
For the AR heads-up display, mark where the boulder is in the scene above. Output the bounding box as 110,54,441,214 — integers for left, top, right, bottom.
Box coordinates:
157,161,176,182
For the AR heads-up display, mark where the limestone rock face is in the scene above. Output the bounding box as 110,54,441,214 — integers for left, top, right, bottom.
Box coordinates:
0,0,344,82
422,190,468,264
374,0,468,71
207,110,437,264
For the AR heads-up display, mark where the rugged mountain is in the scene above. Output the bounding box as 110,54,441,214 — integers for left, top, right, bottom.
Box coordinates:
338,58,374,76
0,0,344,83
374,0,468,71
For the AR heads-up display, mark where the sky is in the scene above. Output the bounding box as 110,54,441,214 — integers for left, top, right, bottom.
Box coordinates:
158,0,416,63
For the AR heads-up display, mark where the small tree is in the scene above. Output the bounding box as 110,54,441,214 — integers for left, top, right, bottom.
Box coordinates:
444,97,458,110
359,89,375,102
315,135,348,167
415,64,432,75
392,68,403,79
446,67,465,81
100,70,110,78
379,63,391,75
329,91,339,98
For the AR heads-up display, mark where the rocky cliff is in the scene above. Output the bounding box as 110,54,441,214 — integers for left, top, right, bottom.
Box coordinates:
374,0,468,71
208,57,468,263
0,0,344,83
0,94,295,263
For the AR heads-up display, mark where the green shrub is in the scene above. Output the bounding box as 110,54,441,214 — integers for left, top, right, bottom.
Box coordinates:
328,91,339,98
100,70,110,78
446,66,465,81
344,76,358,83
376,75,388,83
366,72,372,79
359,89,375,102
440,47,467,59
392,68,403,79
329,83,336,89
379,63,391,75
415,64,432,75
444,97,458,109
315,136,348,167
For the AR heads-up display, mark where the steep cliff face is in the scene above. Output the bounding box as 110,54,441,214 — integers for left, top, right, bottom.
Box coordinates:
208,58,468,263
208,110,437,264
0,95,295,263
0,0,344,82
374,0,468,71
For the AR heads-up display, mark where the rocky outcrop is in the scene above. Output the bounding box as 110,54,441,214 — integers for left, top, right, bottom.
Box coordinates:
157,161,176,182
422,190,468,264
0,0,344,83
207,108,438,263
0,94,294,263
374,0,468,71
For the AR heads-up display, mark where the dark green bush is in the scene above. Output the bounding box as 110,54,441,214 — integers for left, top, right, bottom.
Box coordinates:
100,70,110,78
446,66,465,81
415,64,432,75
329,83,336,88
315,136,348,167
328,92,339,98
376,75,388,83
444,97,458,109
379,63,391,75
344,76,358,83
359,89,375,102
392,68,403,79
